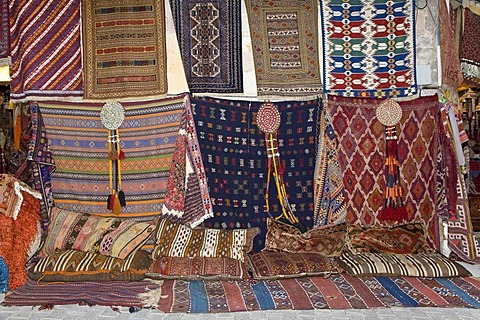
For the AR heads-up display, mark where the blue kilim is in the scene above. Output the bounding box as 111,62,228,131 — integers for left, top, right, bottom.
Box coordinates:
192,96,320,251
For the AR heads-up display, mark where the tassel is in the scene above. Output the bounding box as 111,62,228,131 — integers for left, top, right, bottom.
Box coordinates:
119,149,125,160
118,189,126,207
13,109,22,151
107,193,115,210
113,193,122,214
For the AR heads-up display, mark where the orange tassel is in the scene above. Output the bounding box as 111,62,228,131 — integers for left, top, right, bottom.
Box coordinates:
13,111,21,151
113,193,122,214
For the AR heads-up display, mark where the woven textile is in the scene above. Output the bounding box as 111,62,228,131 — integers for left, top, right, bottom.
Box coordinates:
0,174,42,220
321,0,417,97
37,96,185,223
313,108,347,226
338,251,471,277
28,249,151,282
0,0,8,66
147,256,250,280
328,95,441,249
9,0,83,101
461,8,480,84
244,0,322,96
161,95,213,227
156,274,480,312
192,96,320,251
82,0,167,99
0,257,7,293
2,279,161,307
170,0,242,93
247,251,340,280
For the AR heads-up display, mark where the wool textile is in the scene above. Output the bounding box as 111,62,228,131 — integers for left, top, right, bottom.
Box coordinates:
0,0,8,66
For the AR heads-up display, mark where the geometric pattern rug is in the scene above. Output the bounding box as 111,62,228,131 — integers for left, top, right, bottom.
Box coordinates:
0,0,8,66
244,0,322,97
320,0,417,98
328,95,441,250
9,0,83,101
170,0,243,93
4,275,480,311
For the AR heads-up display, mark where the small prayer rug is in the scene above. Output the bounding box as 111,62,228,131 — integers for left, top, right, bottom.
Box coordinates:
82,0,167,99
192,96,320,251
320,0,417,97
37,96,185,225
9,0,83,101
156,275,480,312
328,95,441,249
244,0,322,97
170,0,243,93
0,0,8,66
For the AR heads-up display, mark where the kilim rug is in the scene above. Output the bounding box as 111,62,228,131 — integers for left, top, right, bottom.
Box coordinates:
192,96,320,251
170,0,243,93
320,0,417,98
37,96,186,227
9,0,83,101
0,0,8,66
2,279,161,307
461,8,480,85
82,0,168,100
328,95,441,250
156,274,480,312
244,0,322,97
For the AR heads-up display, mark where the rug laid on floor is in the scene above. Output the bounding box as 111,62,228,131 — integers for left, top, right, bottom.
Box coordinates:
170,0,242,93
156,274,480,312
244,0,322,97
0,0,8,66
320,0,417,97
328,95,441,249
2,279,161,307
37,96,185,224
9,0,83,101
82,0,167,99
192,96,320,251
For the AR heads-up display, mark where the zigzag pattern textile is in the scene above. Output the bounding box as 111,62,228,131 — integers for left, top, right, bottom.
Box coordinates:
320,0,417,98
37,96,186,227
328,95,441,250
192,96,320,251
9,0,83,101
170,0,243,93
244,0,322,97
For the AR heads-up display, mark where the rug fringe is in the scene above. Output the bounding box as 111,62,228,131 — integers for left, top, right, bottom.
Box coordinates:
138,280,165,308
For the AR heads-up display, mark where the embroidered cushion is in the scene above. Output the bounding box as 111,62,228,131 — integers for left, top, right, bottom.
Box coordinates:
346,223,432,254
246,251,340,280
42,207,155,259
28,249,151,282
151,218,259,262
338,251,471,277
147,256,250,280
264,218,346,256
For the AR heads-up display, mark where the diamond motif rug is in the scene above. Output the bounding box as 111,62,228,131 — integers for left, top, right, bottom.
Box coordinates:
244,0,322,97
82,0,167,99
170,0,242,93
192,96,320,251
328,95,441,249
9,0,83,101
37,96,186,227
461,8,480,84
320,0,417,97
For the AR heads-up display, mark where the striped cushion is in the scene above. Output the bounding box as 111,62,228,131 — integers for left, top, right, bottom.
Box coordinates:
28,249,151,282
338,251,471,277
152,218,259,262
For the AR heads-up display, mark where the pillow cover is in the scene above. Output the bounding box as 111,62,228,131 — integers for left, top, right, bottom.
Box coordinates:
146,256,250,280
42,207,155,259
264,218,346,256
338,251,471,277
247,251,340,280
28,249,151,282
346,222,432,254
151,218,259,262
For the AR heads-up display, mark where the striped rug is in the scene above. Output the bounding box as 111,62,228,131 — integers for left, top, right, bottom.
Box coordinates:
82,0,167,99
37,95,185,226
9,0,83,101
